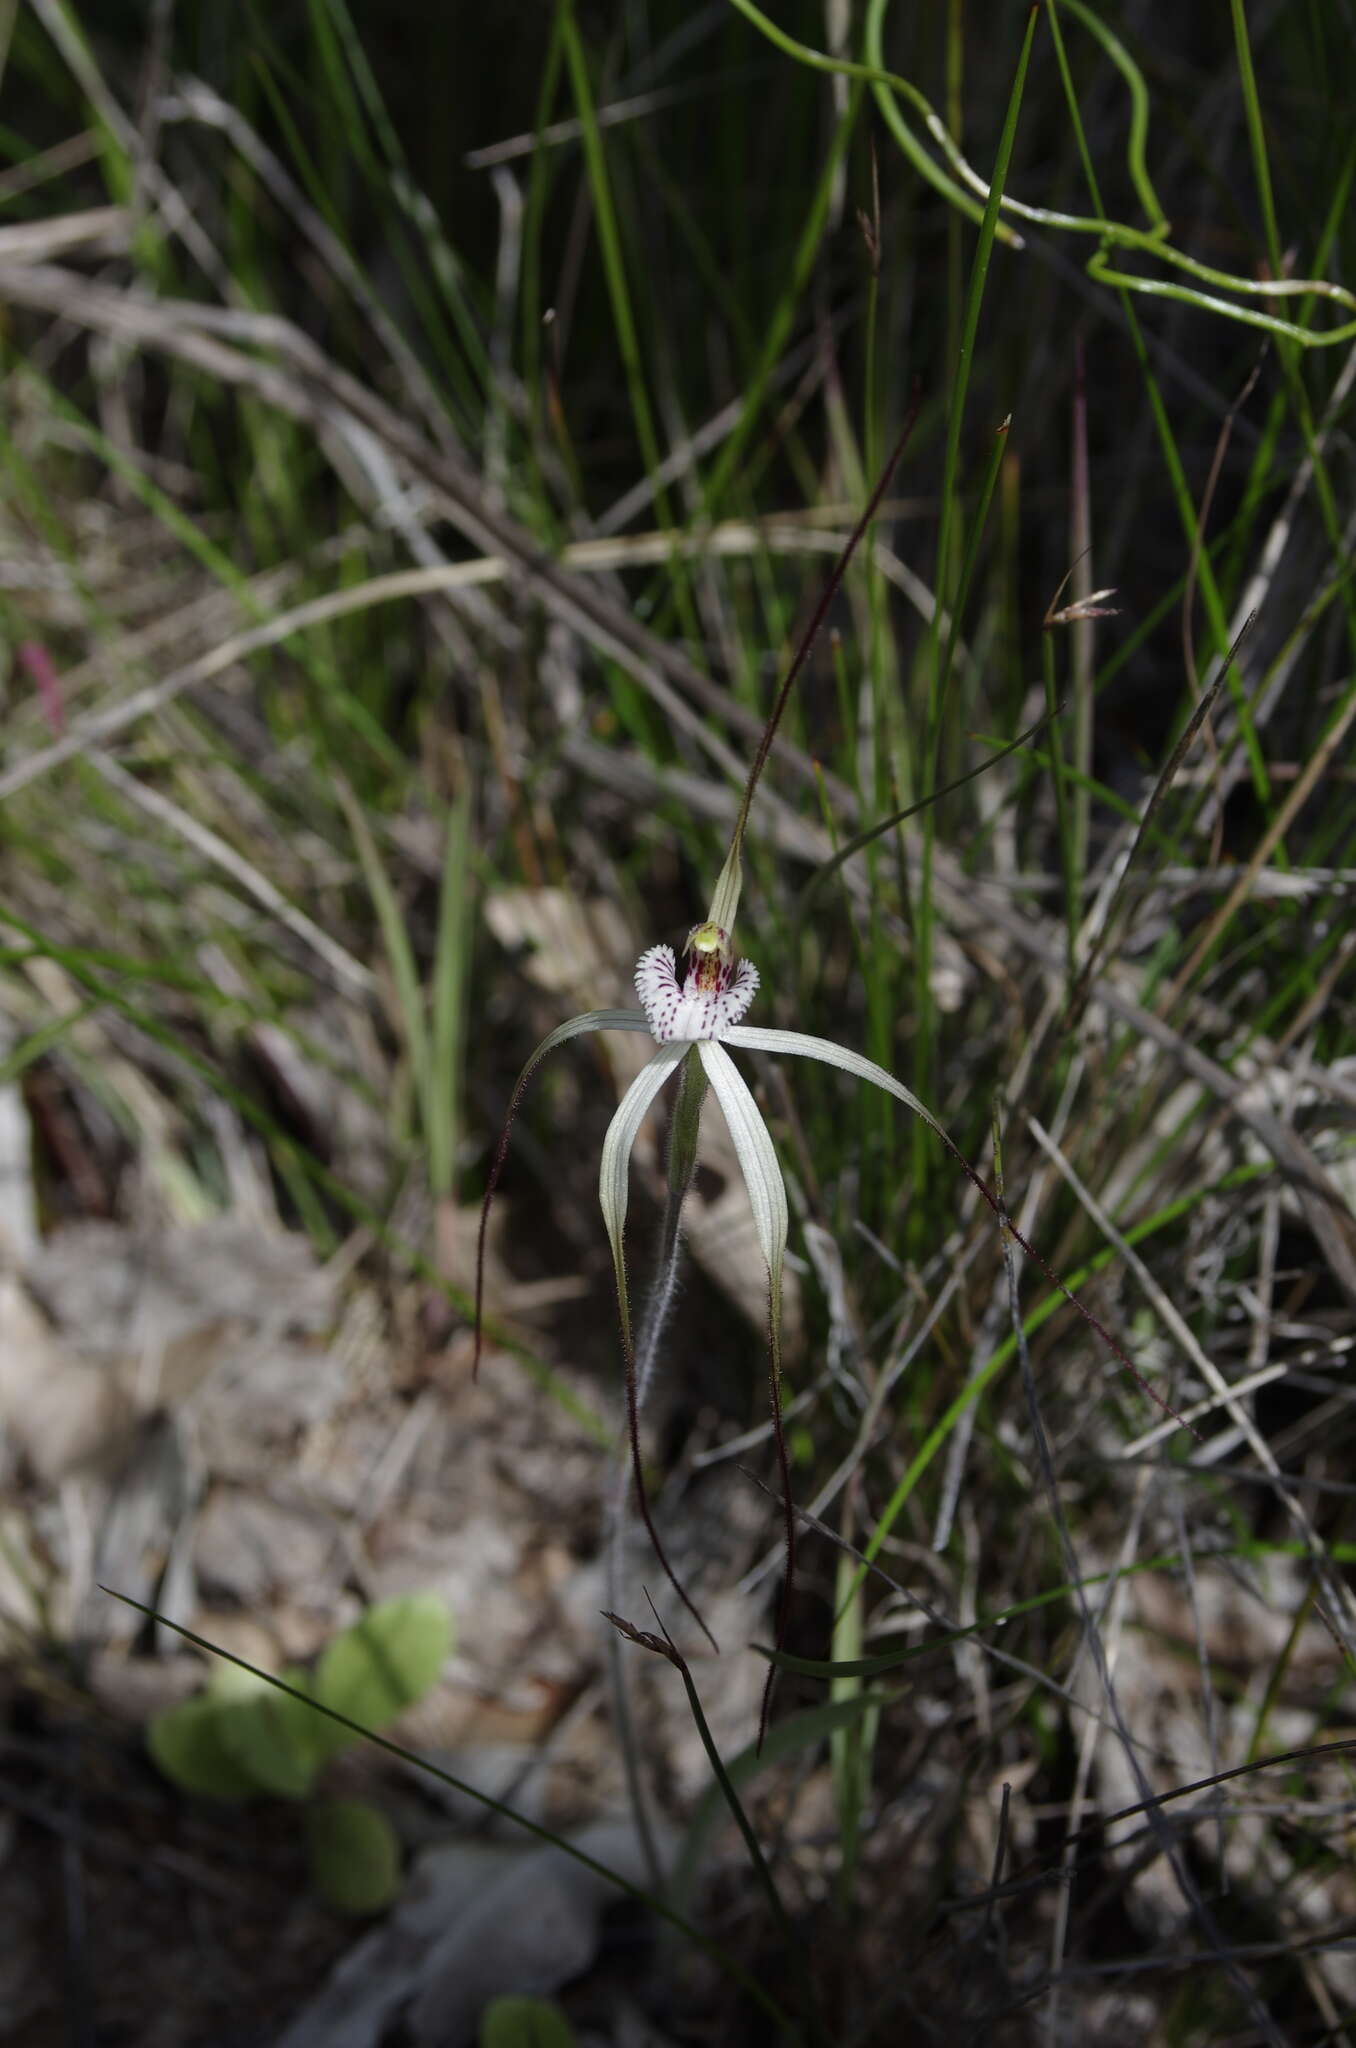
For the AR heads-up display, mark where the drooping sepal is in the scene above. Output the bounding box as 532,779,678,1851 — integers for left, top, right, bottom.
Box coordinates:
473,1008,651,1377
599,1038,719,1651
697,1037,790,1746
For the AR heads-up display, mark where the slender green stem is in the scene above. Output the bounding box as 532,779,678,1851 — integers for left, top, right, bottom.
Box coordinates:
559,0,700,643
737,0,1356,346
1229,0,1283,278
1044,0,1269,803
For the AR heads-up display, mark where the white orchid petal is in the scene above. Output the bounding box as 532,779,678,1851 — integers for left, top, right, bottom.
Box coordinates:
598,1040,689,1343
697,1039,788,1289
723,1025,947,1142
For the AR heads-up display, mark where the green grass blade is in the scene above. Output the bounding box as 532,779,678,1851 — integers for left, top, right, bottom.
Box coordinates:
334,777,432,1150
914,6,1038,1203
427,790,473,1201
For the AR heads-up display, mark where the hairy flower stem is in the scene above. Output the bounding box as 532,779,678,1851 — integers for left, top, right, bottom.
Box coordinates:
610,1047,717,1653
607,1050,710,1890
638,1049,707,1405
617,1316,718,1654
761,1286,793,1754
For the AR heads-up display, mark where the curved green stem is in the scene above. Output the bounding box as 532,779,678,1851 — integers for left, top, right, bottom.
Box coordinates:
727,0,1356,346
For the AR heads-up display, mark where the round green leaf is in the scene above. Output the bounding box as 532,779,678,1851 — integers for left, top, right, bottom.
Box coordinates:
216,1669,327,1798
312,1593,452,1755
306,1798,401,1915
479,1997,577,2048
147,1697,257,1802
205,1660,272,1703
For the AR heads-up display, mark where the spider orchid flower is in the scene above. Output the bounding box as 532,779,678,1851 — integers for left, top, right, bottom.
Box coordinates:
474,914,951,1690
475,908,1185,1734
